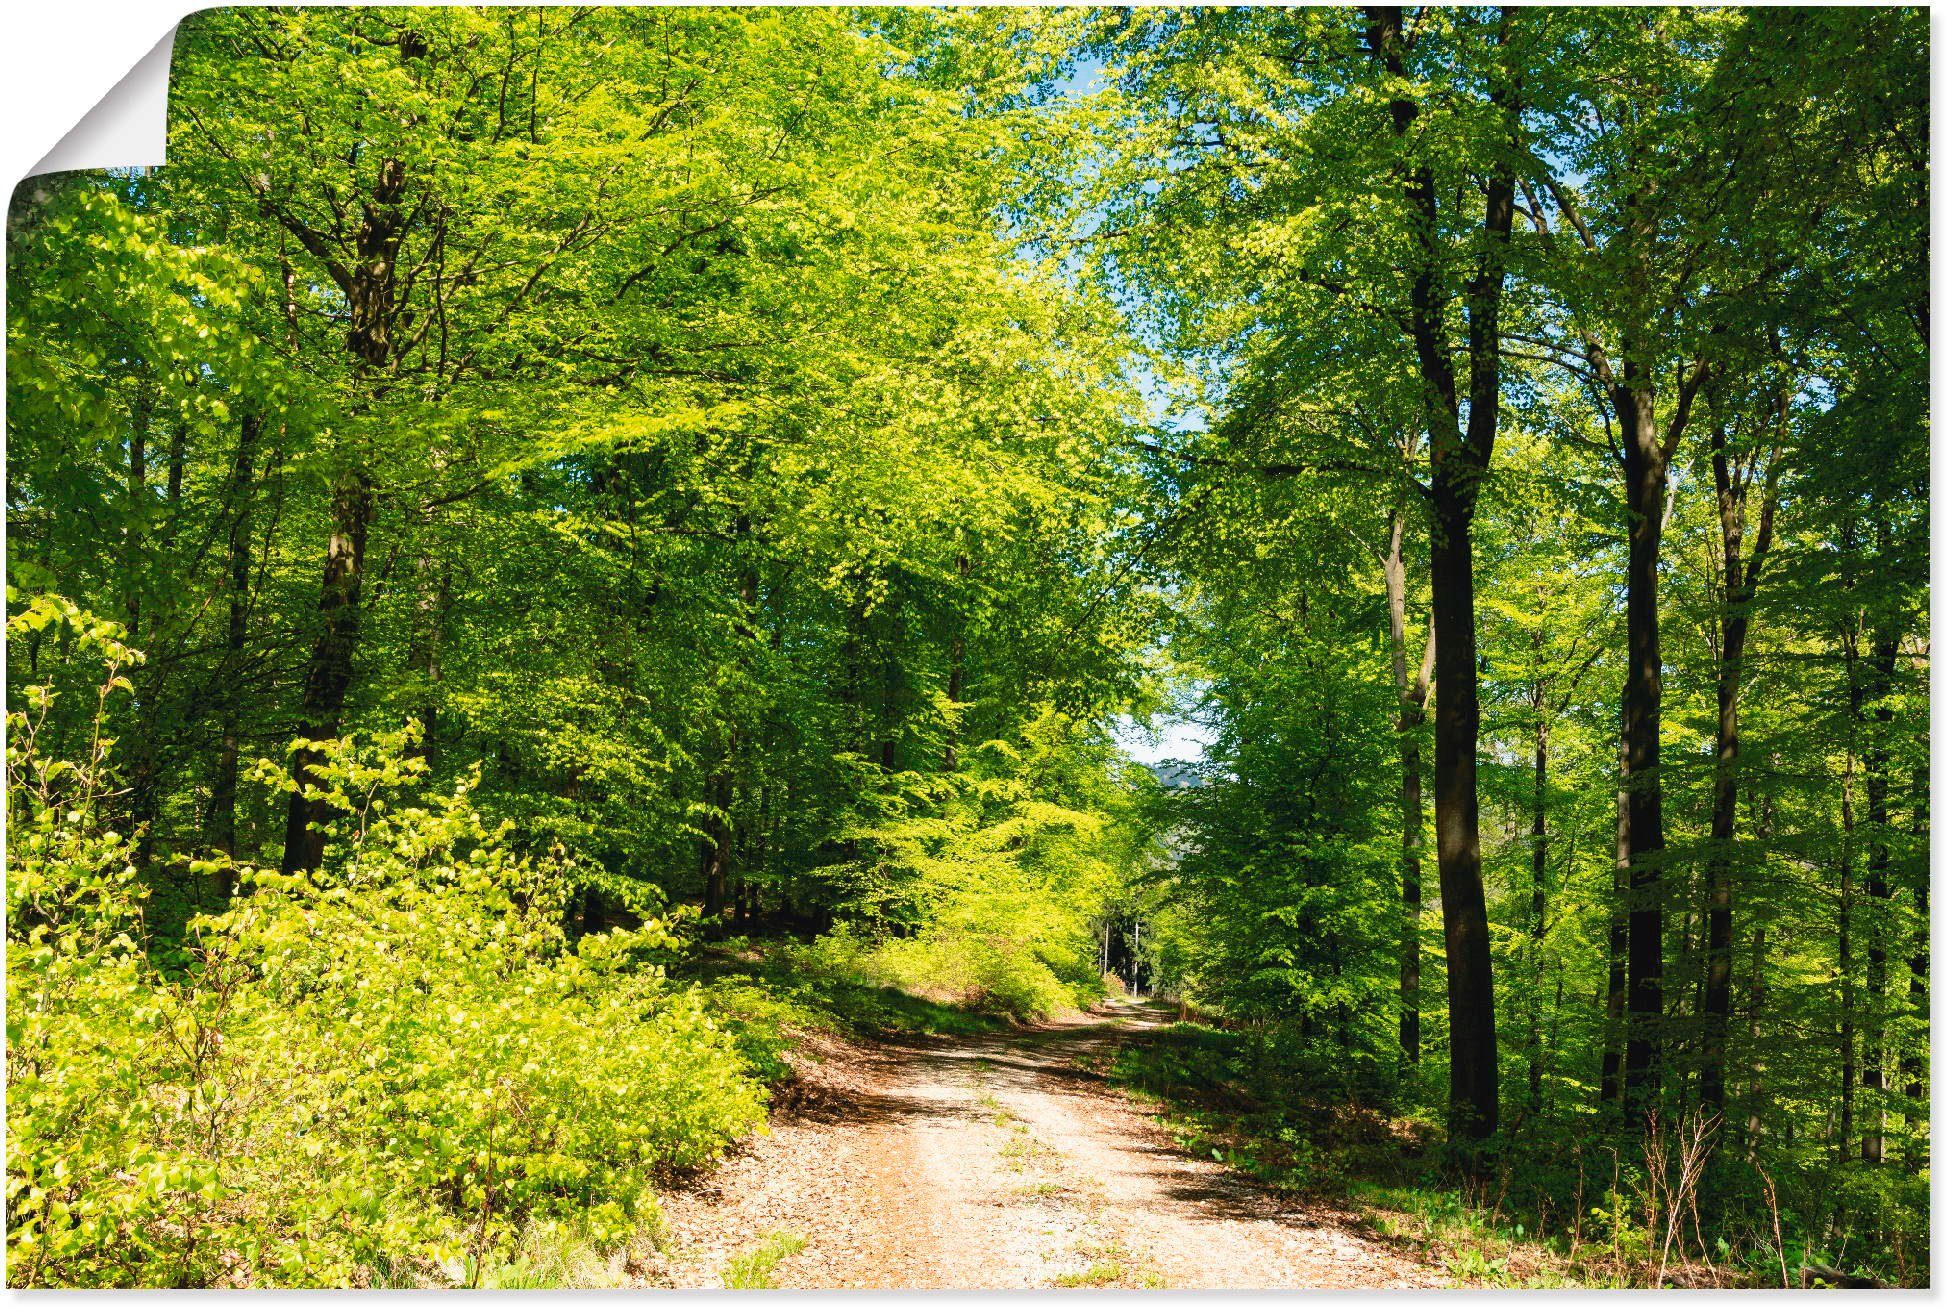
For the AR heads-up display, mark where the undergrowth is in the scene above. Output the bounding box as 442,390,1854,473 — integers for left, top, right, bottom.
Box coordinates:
1104,1019,1924,1289
2,607,988,1287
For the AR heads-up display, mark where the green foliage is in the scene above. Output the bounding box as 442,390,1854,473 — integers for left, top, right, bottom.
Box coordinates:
6,614,763,1287
795,710,1151,1021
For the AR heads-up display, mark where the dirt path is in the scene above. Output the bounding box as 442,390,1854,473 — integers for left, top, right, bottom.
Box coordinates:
642,999,1441,1290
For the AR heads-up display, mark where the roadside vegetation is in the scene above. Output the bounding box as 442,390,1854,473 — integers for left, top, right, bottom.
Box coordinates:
1106,1019,1923,1288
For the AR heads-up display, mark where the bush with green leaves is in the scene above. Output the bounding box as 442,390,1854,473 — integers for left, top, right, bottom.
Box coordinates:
6,598,765,1287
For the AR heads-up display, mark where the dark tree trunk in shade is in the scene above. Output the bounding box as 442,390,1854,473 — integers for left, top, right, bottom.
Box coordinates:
702,766,733,919
1367,3,1517,1141
1861,625,1898,1162
162,421,188,540
404,553,449,767
1903,765,1928,1170
279,470,374,874
1701,421,1780,1117
1743,921,1768,1157
1429,500,1499,1139
705,561,760,920
1618,387,1668,1126
123,380,160,865
1534,159,1710,1134
1838,740,1858,1162
274,149,406,874
207,412,263,890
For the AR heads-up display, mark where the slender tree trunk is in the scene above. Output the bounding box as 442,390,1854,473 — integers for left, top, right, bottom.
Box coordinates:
1527,690,1548,1113
702,766,733,919
207,412,263,890
1702,424,1779,1117
1541,153,1708,1131
1701,574,1744,1114
1384,508,1434,1067
1742,922,1768,1159
163,420,187,538
1861,627,1898,1162
123,380,160,865
123,381,152,639
1839,745,1858,1163
404,552,449,766
705,561,761,920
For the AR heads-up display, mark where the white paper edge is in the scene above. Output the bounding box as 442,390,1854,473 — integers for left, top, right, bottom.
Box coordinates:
27,25,176,179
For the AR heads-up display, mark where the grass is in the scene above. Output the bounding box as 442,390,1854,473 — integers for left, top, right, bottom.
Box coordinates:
1052,1258,1166,1289
979,1092,1021,1129
480,1210,667,1289
999,1128,1041,1171
1052,1261,1128,1287
1013,1180,1066,1199
720,1231,808,1289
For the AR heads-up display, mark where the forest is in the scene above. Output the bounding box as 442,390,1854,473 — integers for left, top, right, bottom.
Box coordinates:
4,4,1929,1290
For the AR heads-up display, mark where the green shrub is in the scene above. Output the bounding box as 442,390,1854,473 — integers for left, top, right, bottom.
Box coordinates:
6,603,766,1287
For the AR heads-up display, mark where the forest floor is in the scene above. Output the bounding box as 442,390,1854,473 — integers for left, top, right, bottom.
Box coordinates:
639,998,1443,1290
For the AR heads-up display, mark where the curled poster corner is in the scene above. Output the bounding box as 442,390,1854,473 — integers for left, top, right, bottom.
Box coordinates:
28,26,176,179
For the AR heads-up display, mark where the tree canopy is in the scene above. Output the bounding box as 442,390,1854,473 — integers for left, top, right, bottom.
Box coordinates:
5,3,1929,1289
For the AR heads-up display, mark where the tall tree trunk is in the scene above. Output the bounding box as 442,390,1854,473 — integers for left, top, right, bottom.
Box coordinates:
702,766,733,920
879,601,900,775
123,380,152,639
1429,499,1498,1138
162,420,188,544
1839,743,1858,1163
1742,922,1768,1159
279,471,374,873
1701,423,1780,1117
207,412,263,889
1618,380,1669,1128
123,379,160,865
1861,625,1899,1163
1384,507,1434,1067
705,560,761,920
1369,2,1517,1140
275,153,406,874
1539,155,1711,1131
1527,687,1548,1113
